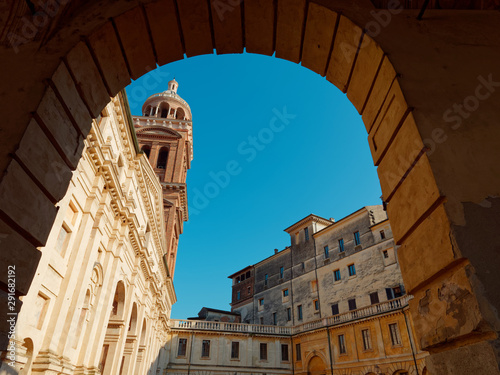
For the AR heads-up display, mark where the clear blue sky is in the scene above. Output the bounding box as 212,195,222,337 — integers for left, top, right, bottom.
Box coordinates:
125,53,382,320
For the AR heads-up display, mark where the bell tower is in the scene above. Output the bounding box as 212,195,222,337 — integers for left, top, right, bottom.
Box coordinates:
134,79,193,278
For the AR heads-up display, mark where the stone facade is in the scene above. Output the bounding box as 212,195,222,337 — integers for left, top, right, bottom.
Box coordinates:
0,90,184,374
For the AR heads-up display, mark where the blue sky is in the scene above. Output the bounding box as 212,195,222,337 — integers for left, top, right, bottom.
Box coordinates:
125,53,382,320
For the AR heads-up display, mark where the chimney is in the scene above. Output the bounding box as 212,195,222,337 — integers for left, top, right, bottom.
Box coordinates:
274,248,278,254
329,218,335,222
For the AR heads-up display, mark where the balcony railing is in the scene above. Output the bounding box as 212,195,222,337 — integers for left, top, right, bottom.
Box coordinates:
168,320,292,335
168,295,412,336
293,295,412,334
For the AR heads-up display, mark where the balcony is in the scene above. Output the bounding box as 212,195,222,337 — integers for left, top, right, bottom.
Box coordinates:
167,295,412,336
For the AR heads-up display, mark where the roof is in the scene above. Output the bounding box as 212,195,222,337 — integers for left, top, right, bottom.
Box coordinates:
227,265,254,279
283,214,333,233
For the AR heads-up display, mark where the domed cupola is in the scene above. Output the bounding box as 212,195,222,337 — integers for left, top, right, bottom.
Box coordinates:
141,79,192,121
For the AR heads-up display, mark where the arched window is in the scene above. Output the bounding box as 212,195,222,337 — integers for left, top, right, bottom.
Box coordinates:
143,105,151,117
159,102,169,118
157,147,168,169
128,303,138,333
176,108,185,120
141,145,151,159
110,281,126,319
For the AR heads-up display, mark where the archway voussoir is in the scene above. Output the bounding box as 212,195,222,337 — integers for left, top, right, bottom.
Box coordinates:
145,0,184,66
377,112,424,198
244,0,275,56
51,63,93,135
0,160,57,246
210,0,243,54
113,7,157,80
301,3,338,77
397,204,460,293
385,154,441,242
177,0,214,57
65,41,110,118
87,22,131,96
275,0,306,63
346,33,384,113
326,15,363,93
36,87,85,170
362,56,397,132
16,119,73,202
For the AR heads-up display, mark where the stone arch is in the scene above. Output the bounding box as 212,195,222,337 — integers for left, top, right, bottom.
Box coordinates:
144,104,152,116
19,338,34,375
141,144,152,159
175,107,185,120
128,302,138,334
158,102,170,118
110,280,126,319
307,355,327,375
0,1,499,372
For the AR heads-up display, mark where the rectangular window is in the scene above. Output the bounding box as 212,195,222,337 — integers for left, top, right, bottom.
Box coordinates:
380,230,386,239
237,291,241,300
283,289,289,297
362,329,372,350
348,264,356,276
331,303,339,316
304,227,309,241
301,262,305,271
354,231,361,245
272,312,277,325
333,269,341,282
383,250,389,258
296,343,301,361
248,286,251,295
314,299,319,311
297,305,303,320
389,323,401,345
259,317,264,325
259,298,264,306
311,280,318,292
231,341,239,359
55,225,71,255
324,245,329,258
386,288,395,300
338,238,344,252
264,274,268,286
370,292,380,305
338,334,347,354
281,344,289,361
280,266,284,279
260,343,267,360
201,340,210,358
287,307,292,321
348,298,357,311
178,338,187,356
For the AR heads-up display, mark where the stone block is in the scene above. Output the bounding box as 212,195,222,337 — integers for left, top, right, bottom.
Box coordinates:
301,3,338,76
87,22,131,95
397,204,459,293
409,264,487,350
0,160,57,246
368,80,409,165
177,0,213,57
0,218,41,295
326,15,363,93
210,0,243,54
275,0,306,63
377,113,425,198
362,56,397,132
113,7,156,80
244,0,274,56
51,62,93,135
16,119,73,202
346,33,384,113
65,41,110,118
144,0,184,66
384,154,441,242
36,87,85,170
